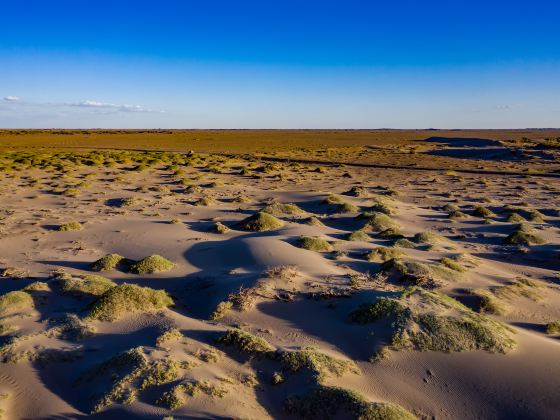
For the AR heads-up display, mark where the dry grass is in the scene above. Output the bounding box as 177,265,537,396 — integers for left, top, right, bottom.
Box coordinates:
263,265,300,279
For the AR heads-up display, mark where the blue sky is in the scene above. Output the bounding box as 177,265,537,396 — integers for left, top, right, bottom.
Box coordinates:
1,0,559,128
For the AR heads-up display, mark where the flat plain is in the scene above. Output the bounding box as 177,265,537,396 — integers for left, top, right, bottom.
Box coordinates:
0,129,559,419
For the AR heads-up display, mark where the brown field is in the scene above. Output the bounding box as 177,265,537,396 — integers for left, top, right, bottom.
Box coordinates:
0,130,559,419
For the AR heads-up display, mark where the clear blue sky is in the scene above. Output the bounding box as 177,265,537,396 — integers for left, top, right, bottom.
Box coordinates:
1,0,559,128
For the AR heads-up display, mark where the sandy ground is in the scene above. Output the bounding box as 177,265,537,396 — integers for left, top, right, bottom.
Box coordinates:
0,141,559,419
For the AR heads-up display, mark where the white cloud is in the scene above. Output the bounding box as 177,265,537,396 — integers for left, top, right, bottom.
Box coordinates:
72,100,162,113
0,97,164,116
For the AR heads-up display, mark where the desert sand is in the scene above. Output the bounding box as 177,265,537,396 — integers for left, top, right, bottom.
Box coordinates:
0,130,559,419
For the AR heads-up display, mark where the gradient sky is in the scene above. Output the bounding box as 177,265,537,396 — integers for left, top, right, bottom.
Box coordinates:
1,0,559,128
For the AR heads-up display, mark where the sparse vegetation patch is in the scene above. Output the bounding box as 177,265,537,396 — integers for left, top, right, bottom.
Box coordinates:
238,212,284,232
129,255,175,274
87,284,173,321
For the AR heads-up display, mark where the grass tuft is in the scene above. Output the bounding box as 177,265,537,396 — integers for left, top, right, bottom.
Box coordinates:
261,202,305,215
297,236,333,252
89,254,127,272
129,255,175,274
279,349,358,380
140,359,180,390
545,321,560,335
56,274,116,296
285,385,415,420
323,194,359,213
472,206,496,218
217,328,275,354
349,298,405,324
238,212,284,232
0,291,34,316
504,224,546,245
366,247,403,262
87,283,173,321
347,230,371,242
57,221,83,231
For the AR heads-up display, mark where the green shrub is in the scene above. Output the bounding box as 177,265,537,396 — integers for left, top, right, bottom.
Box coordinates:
140,359,179,390
443,203,460,212
370,197,395,215
472,206,495,218
156,328,183,347
396,290,515,354
304,216,325,226
57,274,116,296
338,202,359,213
369,346,390,363
57,221,83,231
471,289,508,315
359,212,399,232
209,301,233,320
528,209,545,223
234,195,251,203
298,236,333,252
238,212,284,232
378,258,459,288
212,221,230,234
344,186,367,197
366,247,403,262
504,223,547,246
440,257,465,272
546,321,560,335
87,284,174,321
448,210,469,219
89,347,149,412
89,254,128,272
409,312,515,353
349,298,405,324
157,385,185,409
217,328,274,354
0,291,33,316
193,196,215,206
413,231,446,245
261,202,305,215
280,349,358,380
506,213,526,223
129,255,175,274
23,281,50,292
285,385,415,420
323,195,359,213
347,230,371,242
393,238,416,249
